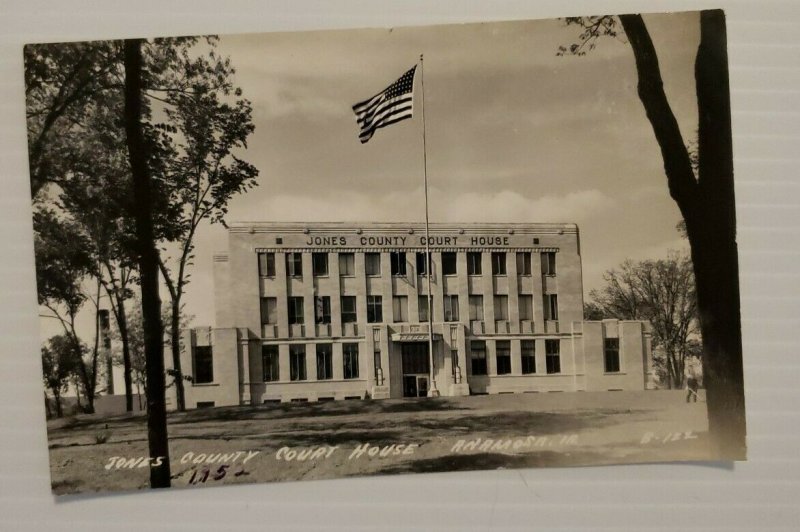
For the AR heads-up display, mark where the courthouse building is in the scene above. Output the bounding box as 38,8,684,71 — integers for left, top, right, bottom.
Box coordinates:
180,222,653,408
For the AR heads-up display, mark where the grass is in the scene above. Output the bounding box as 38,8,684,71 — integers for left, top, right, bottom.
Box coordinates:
47,390,711,496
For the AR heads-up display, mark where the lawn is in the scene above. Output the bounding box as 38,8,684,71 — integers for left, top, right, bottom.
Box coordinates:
46,390,711,496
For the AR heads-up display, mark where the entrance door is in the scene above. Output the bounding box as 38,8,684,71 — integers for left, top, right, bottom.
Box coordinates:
401,343,430,398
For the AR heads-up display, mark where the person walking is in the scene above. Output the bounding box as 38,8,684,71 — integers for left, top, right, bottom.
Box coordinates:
684,355,702,403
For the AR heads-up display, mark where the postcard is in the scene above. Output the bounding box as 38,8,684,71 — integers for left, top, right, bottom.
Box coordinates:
26,10,745,495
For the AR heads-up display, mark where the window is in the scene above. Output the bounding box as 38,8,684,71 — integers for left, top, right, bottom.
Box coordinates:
262,345,279,382
443,295,459,322
542,252,557,276
470,340,487,376
491,252,506,275
193,345,213,384
339,253,355,276
258,252,275,277
496,340,511,375
516,252,531,275
312,252,328,276
545,339,560,374
518,295,533,321
344,343,359,379
260,297,277,325
467,252,482,275
367,295,383,323
442,252,457,275
416,252,431,275
393,296,408,322
544,294,559,321
288,297,304,325
390,252,407,276
521,340,536,374
418,295,430,322
286,253,303,278
290,345,306,381
494,295,509,321
314,296,331,324
604,338,621,373
365,253,381,276
341,296,357,323
469,295,484,322
316,344,333,380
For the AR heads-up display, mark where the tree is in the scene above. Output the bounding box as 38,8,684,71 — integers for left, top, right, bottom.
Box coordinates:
34,209,102,413
41,335,80,418
123,38,171,489
586,252,698,389
560,10,745,459
146,39,259,411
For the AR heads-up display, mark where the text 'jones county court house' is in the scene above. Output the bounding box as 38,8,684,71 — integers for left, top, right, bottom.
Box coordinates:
180,223,654,407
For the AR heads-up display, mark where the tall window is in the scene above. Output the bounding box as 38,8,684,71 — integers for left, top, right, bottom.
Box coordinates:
418,295,430,322
339,253,355,276
193,346,213,384
312,252,328,276
441,252,457,275
393,296,408,322
470,340,487,376
365,253,381,276
316,344,333,380
343,343,359,379
544,294,559,321
516,252,531,275
341,296,357,323
258,252,275,277
541,251,557,276
467,252,482,275
288,297,304,325
496,340,511,375
604,338,621,373
260,297,277,325
491,252,506,275
545,339,561,374
494,295,509,321
521,340,536,374
469,295,484,322
289,345,306,381
416,252,430,275
286,253,303,278
518,295,533,321
390,252,407,276
443,295,459,322
262,345,279,382
314,296,331,324
367,295,383,323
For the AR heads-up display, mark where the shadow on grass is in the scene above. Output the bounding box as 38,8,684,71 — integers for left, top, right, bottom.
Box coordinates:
372,451,607,474
169,398,471,425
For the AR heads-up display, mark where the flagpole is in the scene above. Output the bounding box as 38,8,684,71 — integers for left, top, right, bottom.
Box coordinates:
420,54,439,398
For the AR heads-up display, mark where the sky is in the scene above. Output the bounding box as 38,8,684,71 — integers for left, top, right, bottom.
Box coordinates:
40,12,699,337
180,12,697,328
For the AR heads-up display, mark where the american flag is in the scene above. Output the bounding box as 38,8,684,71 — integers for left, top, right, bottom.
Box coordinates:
352,66,416,144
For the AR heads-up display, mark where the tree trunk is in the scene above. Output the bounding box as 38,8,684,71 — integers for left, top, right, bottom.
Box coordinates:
619,11,746,459
123,38,171,488
52,388,63,418
170,298,186,412
114,301,134,412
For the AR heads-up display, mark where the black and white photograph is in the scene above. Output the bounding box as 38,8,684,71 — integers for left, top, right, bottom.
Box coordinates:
23,10,746,496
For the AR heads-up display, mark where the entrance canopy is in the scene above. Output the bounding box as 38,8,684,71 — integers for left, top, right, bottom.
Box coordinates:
391,332,443,343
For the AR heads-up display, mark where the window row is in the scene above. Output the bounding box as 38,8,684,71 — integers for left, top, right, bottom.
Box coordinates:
258,251,557,278
261,293,559,325
261,343,360,382
469,339,562,376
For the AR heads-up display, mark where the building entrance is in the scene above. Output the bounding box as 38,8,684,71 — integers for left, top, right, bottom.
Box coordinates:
401,342,430,398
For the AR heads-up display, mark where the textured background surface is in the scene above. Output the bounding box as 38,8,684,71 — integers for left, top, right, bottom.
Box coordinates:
1,0,798,529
